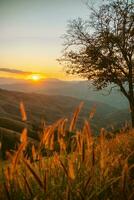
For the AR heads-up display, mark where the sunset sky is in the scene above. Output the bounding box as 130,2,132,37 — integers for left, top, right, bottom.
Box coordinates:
0,0,101,80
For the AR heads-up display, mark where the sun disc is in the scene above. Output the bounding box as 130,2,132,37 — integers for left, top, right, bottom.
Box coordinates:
32,74,40,81
26,73,45,81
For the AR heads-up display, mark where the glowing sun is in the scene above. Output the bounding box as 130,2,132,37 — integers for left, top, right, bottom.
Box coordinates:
26,73,46,81
29,74,42,81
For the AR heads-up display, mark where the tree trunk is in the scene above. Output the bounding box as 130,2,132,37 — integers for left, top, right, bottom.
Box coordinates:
129,100,134,128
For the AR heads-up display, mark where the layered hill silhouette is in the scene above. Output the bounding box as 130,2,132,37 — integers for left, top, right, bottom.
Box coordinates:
0,88,130,158
0,78,128,109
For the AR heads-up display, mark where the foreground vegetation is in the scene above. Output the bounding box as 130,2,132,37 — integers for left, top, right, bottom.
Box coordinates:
0,103,134,200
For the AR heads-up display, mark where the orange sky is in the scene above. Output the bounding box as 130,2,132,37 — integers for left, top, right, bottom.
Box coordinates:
0,0,92,80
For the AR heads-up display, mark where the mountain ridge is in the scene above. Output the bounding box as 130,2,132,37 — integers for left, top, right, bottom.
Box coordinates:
0,88,130,159
0,78,128,109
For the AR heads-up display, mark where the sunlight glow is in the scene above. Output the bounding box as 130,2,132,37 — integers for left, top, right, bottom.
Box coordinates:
29,74,42,81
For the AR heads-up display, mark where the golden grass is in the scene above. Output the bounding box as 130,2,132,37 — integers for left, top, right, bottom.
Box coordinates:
1,102,134,200
20,101,27,122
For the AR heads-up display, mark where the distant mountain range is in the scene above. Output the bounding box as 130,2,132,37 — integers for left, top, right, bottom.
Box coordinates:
0,88,130,159
0,78,128,109
0,88,130,135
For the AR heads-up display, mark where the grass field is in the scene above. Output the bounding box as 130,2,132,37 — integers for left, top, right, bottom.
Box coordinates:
0,103,134,200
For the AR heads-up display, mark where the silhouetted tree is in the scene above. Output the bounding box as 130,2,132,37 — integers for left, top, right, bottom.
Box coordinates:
59,0,134,127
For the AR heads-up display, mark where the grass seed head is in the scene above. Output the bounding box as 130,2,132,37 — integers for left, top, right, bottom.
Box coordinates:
20,101,27,122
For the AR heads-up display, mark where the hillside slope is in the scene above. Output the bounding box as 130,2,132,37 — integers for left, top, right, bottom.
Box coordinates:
0,89,130,158
0,89,130,129
0,78,128,108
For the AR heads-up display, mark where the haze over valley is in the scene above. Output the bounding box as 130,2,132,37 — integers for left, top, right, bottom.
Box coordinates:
0,77,128,109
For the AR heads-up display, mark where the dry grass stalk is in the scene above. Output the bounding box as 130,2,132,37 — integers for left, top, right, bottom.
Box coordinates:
23,159,44,189
2,103,134,199
82,139,85,162
4,182,11,200
100,128,106,174
68,159,75,180
41,120,61,149
84,173,92,191
60,118,68,137
43,171,47,193
32,145,36,161
121,162,128,194
59,137,66,153
20,101,27,121
4,167,11,185
69,102,84,132
57,118,67,138
49,132,54,150
11,143,25,174
59,159,68,178
92,142,95,167
41,126,54,149
20,128,27,146
82,120,93,150
22,174,33,197
75,131,82,154
41,126,51,145
66,186,70,200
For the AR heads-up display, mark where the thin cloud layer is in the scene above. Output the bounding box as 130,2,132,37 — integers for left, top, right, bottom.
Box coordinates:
0,68,31,75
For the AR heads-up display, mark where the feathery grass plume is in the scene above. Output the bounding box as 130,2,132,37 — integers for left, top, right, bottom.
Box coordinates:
68,159,75,180
82,120,93,150
20,101,27,122
121,162,128,195
20,128,27,145
69,102,84,132
23,159,44,189
49,132,54,150
45,127,55,150
32,145,36,161
60,118,68,137
41,125,54,149
57,118,65,138
41,126,51,145
41,120,59,149
2,104,134,199
59,137,66,154
75,131,82,154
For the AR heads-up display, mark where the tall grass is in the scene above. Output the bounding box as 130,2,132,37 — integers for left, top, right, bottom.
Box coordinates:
0,102,134,200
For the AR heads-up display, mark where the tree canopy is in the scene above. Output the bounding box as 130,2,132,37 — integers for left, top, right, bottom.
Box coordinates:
59,0,134,127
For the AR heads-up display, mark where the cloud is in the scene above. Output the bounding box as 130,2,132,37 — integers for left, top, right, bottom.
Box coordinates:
0,68,32,75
